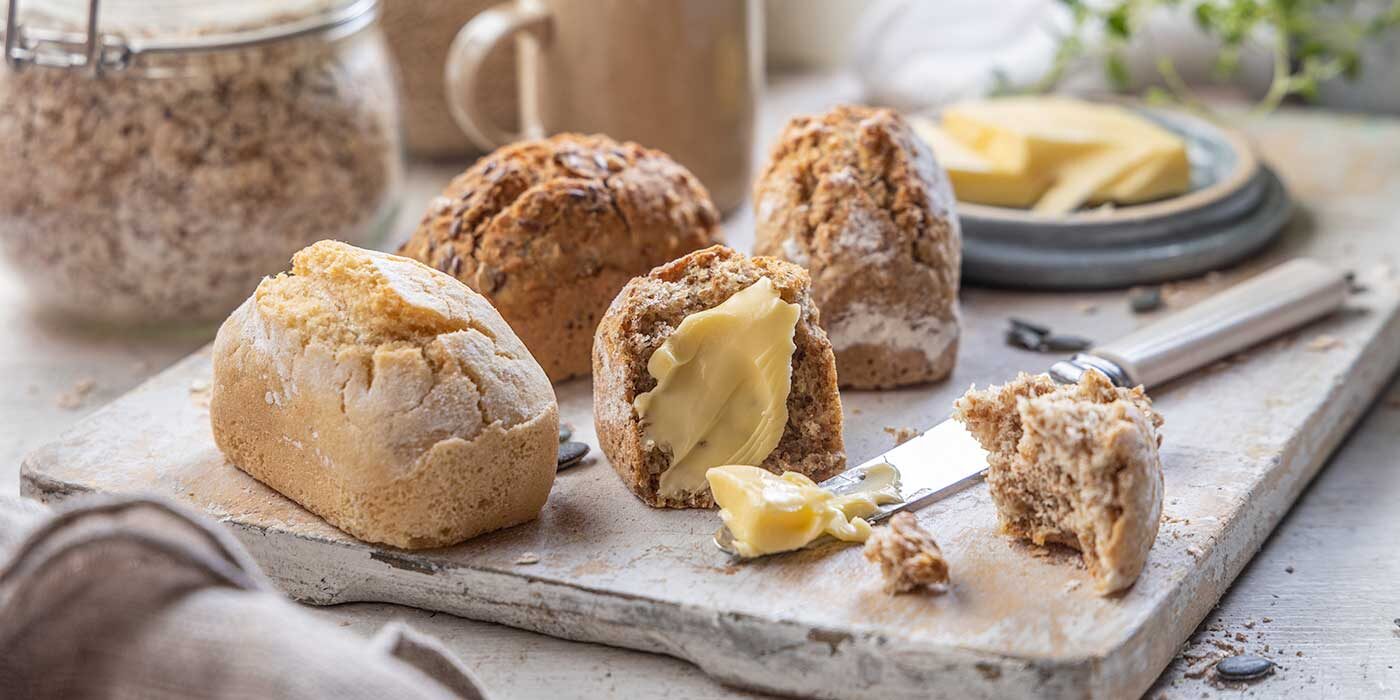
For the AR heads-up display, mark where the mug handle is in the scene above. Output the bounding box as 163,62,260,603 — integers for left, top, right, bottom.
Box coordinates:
445,2,551,151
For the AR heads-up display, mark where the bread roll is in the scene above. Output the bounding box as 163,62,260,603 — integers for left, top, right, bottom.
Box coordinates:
592,245,845,509
953,371,1164,594
398,134,722,383
210,241,558,549
754,105,961,389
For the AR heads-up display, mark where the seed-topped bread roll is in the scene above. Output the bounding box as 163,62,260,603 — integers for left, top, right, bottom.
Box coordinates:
593,245,845,508
399,133,722,383
210,241,559,549
953,371,1164,594
754,105,961,389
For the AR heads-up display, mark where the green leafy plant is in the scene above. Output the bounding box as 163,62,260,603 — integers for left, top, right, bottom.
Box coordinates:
1043,0,1400,113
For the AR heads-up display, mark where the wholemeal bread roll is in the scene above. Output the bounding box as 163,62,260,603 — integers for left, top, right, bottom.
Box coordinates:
210,241,558,549
754,105,961,389
593,246,845,508
953,371,1164,594
398,133,722,383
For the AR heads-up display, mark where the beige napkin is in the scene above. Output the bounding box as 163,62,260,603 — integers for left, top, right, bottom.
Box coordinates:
0,494,489,699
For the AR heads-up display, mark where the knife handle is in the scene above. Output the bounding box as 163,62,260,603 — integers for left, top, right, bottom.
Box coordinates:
1064,259,1349,389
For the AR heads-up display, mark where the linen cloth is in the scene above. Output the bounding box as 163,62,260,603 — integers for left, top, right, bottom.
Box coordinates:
0,494,489,699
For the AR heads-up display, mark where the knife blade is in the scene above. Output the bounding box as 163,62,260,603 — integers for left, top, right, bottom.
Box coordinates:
714,258,1351,557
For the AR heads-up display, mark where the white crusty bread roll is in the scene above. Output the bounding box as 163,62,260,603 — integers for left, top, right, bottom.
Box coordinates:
210,240,558,549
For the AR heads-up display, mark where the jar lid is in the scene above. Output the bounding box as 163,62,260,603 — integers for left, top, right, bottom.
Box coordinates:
4,0,377,74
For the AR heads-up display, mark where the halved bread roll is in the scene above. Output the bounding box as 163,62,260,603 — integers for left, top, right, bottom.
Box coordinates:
592,246,845,508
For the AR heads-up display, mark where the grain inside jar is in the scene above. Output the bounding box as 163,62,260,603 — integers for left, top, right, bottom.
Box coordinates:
0,0,403,325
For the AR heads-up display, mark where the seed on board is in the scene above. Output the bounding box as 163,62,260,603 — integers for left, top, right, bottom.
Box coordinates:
514,552,540,565
1214,654,1274,681
1040,334,1093,352
559,423,573,443
1009,317,1052,336
1129,286,1164,313
1006,326,1046,351
558,441,590,470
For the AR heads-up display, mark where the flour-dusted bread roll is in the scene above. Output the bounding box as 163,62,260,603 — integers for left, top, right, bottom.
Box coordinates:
210,241,559,549
953,371,1164,594
593,246,845,509
754,105,961,389
398,134,722,383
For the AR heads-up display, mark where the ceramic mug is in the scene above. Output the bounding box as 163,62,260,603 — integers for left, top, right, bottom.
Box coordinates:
445,0,760,213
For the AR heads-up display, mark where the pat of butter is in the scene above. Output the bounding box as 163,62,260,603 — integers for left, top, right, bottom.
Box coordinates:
911,118,1051,208
634,277,800,500
707,463,903,558
939,97,1190,213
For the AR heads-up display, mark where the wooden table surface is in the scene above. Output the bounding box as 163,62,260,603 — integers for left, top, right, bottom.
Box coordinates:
3,74,1398,699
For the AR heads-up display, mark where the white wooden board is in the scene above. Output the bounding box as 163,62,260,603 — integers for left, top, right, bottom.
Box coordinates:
21,252,1400,699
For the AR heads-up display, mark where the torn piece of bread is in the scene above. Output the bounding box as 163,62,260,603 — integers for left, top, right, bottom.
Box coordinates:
953,371,1164,594
593,245,845,508
210,241,559,549
864,513,950,594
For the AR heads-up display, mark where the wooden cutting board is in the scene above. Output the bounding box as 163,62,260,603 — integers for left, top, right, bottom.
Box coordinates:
21,250,1400,699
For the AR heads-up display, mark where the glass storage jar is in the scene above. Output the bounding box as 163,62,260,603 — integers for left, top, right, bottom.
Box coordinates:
0,0,402,325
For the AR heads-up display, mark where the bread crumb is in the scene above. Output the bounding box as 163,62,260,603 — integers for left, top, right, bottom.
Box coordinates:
1306,335,1342,351
1076,301,1099,314
1186,544,1203,559
55,378,97,410
863,513,949,594
883,426,919,445
1064,579,1082,593
514,552,541,565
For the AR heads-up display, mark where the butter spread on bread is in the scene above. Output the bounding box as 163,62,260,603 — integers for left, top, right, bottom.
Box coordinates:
592,246,845,509
633,278,799,500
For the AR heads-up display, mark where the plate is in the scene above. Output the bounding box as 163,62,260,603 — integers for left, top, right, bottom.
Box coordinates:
950,108,1292,288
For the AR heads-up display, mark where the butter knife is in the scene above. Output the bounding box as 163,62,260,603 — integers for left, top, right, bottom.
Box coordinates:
715,258,1350,556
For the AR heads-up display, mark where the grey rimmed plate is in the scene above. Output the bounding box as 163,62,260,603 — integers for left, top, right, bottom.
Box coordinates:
945,107,1292,289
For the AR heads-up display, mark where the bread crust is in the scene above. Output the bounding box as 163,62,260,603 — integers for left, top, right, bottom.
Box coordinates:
753,105,961,389
593,245,845,508
210,241,559,549
953,371,1164,594
399,134,722,383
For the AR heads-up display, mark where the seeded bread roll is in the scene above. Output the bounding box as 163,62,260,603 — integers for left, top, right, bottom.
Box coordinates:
753,105,961,389
210,241,559,549
399,133,722,383
953,371,1164,594
593,245,845,509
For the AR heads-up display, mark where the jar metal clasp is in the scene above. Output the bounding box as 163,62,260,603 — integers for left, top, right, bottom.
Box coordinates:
4,0,133,75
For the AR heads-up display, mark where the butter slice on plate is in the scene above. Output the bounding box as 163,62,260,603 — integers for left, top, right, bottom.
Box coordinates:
933,97,1191,213
910,117,1051,208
